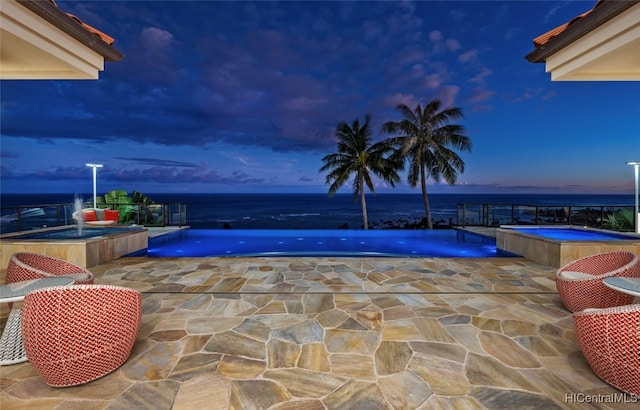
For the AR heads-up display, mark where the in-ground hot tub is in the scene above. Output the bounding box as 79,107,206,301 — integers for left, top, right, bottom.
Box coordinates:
496,225,640,267
0,226,148,269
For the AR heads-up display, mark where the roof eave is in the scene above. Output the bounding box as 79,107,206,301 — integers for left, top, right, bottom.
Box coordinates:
17,0,124,62
525,0,638,63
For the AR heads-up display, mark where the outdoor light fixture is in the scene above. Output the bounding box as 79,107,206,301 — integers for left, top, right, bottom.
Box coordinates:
86,163,103,209
626,161,640,234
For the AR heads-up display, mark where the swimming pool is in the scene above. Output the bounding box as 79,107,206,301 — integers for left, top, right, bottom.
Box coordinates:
510,227,639,241
145,229,509,258
496,226,640,267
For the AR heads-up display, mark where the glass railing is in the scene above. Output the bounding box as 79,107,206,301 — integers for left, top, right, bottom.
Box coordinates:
456,203,636,232
0,202,187,234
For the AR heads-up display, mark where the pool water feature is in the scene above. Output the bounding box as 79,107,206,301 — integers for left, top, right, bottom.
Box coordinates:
0,226,148,269
144,229,511,258
497,226,640,267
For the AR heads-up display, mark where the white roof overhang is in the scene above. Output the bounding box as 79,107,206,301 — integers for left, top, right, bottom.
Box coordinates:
0,0,122,80
544,4,640,81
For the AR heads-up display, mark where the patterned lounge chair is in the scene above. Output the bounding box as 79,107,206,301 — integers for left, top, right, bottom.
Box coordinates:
556,251,640,312
21,284,142,387
573,304,640,396
6,252,94,285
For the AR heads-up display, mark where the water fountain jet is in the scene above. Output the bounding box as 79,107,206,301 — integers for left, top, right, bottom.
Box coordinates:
74,195,84,237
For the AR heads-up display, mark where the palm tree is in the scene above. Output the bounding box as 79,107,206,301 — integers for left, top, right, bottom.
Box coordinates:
320,114,403,229
381,100,471,229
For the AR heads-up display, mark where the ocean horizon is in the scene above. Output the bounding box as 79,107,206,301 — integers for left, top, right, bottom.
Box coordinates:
1,192,635,230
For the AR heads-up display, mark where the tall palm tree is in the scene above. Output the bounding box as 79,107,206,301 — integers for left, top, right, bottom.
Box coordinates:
381,100,471,229
320,114,403,229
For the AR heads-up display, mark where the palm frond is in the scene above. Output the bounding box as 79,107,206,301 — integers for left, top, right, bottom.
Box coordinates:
379,98,472,227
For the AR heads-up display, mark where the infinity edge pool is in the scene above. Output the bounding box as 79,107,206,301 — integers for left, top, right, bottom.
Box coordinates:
141,228,514,258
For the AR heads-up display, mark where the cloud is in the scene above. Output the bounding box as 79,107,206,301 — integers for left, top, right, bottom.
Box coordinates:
467,87,494,104
508,88,557,103
108,163,267,185
458,50,478,63
469,67,493,84
424,73,446,89
1,162,267,186
445,39,461,52
436,86,460,109
0,2,503,162
140,27,173,49
281,96,329,112
114,157,199,167
428,30,461,54
1,151,18,159
381,93,420,110
429,30,443,43
469,104,493,114
362,20,383,40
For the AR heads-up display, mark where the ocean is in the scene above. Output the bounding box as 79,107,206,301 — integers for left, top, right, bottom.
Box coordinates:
0,193,634,230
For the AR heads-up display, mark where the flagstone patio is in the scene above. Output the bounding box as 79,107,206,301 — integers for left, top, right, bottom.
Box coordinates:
1,256,637,409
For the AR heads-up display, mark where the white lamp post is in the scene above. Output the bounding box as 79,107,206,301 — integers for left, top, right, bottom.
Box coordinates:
626,161,640,234
86,163,103,209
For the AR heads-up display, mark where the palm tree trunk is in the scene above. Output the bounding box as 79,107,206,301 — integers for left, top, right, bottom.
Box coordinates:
420,164,433,229
360,177,369,230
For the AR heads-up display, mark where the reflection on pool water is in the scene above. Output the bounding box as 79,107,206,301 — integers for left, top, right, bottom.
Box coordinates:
510,227,639,241
146,229,512,258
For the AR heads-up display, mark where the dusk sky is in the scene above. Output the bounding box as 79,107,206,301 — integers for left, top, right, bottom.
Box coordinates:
1,0,639,196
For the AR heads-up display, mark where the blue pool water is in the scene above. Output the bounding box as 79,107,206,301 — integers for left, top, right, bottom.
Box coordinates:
146,229,511,258
4,227,142,240
510,227,639,241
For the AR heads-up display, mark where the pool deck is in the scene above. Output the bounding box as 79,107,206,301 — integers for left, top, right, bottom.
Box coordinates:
2,255,637,409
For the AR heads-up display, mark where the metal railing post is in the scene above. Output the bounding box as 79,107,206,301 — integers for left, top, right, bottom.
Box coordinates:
567,206,572,225
462,204,466,227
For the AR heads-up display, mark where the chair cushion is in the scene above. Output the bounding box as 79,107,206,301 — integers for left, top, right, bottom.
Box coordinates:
104,209,119,221
582,307,605,313
559,271,593,280
82,210,98,222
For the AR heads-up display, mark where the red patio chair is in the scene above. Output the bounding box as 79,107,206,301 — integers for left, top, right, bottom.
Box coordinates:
6,252,94,285
556,251,640,312
573,304,640,396
21,284,142,387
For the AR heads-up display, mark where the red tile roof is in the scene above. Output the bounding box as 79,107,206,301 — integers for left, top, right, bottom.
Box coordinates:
17,0,123,61
526,0,639,63
532,10,591,48
65,12,116,46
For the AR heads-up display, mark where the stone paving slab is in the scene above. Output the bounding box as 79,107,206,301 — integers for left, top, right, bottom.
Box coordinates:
1,257,637,409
